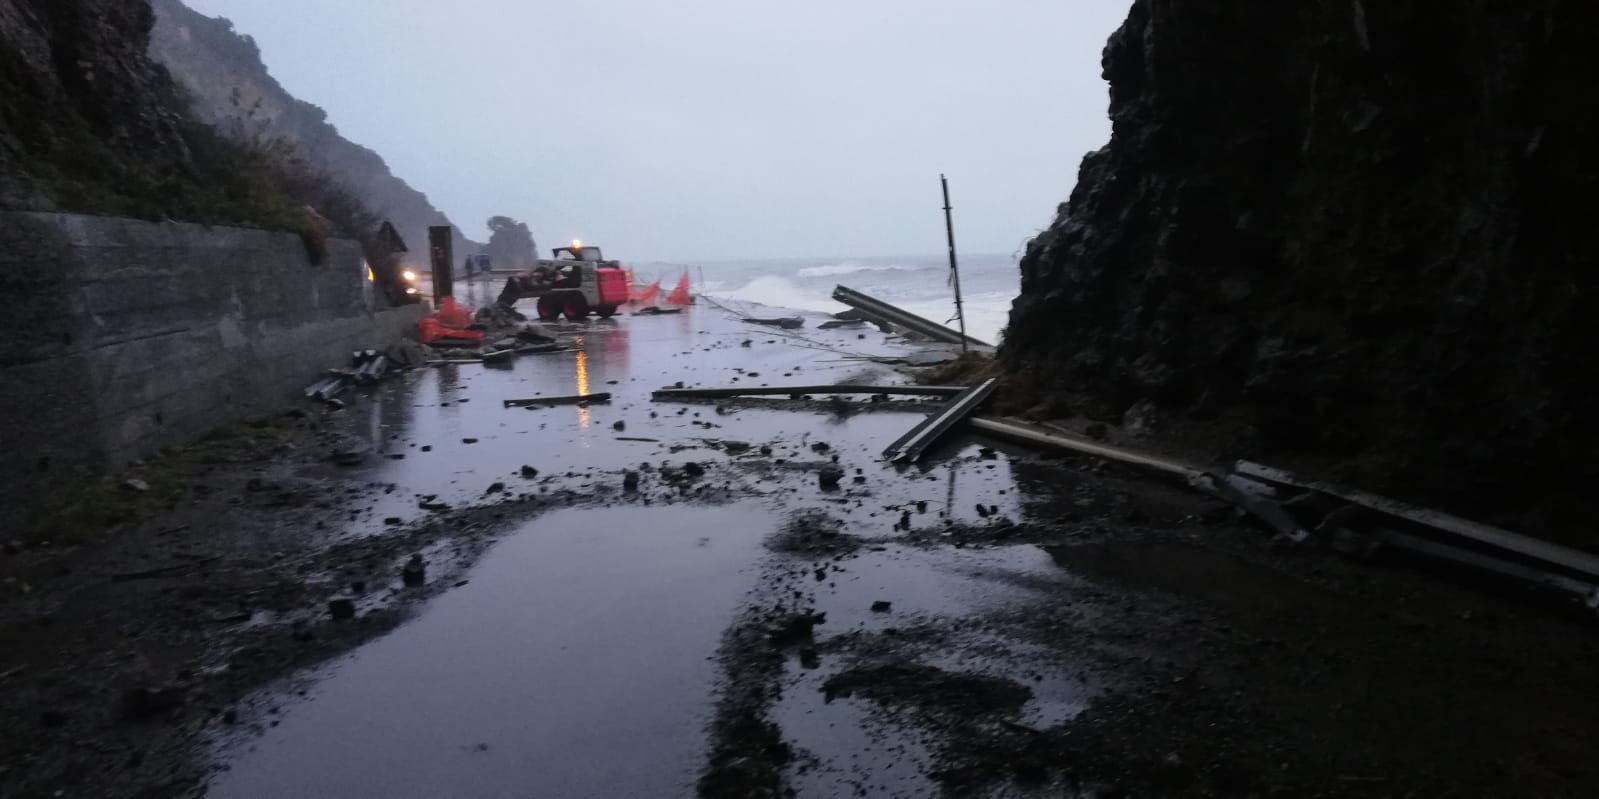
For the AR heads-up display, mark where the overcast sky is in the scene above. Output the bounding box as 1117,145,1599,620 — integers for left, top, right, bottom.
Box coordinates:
183,0,1130,260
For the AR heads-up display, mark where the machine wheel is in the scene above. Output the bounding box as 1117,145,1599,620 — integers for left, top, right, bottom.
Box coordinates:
536,295,561,321
595,305,617,319
563,293,590,320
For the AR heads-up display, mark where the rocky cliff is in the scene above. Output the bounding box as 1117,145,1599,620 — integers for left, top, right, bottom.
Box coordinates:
148,0,471,264
0,0,193,209
1003,2,1599,529
0,0,370,245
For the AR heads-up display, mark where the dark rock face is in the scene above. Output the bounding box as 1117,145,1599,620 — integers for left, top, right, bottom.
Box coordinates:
1004,1,1599,519
0,0,193,205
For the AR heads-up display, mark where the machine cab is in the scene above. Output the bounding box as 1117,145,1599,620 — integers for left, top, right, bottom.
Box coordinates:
552,241,604,262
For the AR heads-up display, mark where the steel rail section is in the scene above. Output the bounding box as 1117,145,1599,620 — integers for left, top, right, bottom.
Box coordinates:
882,378,998,463
1235,460,1599,582
652,384,965,401
832,285,993,350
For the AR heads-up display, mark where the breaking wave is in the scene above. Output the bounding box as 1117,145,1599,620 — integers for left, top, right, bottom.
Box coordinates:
894,291,1013,345
705,276,1011,343
793,262,935,279
691,254,1015,343
705,275,835,313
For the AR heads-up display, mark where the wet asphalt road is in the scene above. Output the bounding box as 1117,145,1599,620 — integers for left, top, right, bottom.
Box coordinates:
210,505,771,798
208,287,1082,798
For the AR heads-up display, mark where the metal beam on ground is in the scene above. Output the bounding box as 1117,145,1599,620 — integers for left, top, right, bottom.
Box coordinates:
304,376,341,398
959,418,1598,607
1234,460,1599,583
831,285,992,350
1188,472,1311,542
652,385,965,401
882,378,998,463
503,392,612,408
741,317,804,329
964,417,1316,541
1372,528,1599,607
965,417,1201,478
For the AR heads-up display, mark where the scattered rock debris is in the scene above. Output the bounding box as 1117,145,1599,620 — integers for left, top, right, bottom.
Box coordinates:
327,598,356,620
767,611,826,648
769,511,860,557
401,554,426,587
120,686,186,723
698,616,791,799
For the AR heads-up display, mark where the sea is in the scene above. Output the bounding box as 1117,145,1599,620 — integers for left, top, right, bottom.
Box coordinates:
627,253,1020,345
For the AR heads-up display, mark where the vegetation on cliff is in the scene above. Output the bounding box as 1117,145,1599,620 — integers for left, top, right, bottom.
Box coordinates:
0,0,398,264
0,2,239,217
148,0,474,265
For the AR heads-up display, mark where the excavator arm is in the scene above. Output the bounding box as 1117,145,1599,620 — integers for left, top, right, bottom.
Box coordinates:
495,266,581,307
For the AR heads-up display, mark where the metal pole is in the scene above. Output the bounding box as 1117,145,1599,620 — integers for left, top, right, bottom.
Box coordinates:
941,174,969,354
428,226,455,301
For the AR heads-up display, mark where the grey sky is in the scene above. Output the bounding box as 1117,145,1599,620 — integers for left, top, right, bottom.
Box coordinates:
184,0,1130,260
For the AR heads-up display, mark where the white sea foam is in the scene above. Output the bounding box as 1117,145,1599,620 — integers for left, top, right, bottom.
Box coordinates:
705,276,835,313
706,277,1010,343
895,294,1011,344
793,262,934,279
689,254,1015,343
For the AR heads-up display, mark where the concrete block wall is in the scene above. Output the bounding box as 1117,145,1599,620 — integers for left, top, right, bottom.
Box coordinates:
0,212,425,529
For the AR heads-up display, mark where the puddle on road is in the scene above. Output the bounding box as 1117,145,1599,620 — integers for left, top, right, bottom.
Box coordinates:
209,505,774,799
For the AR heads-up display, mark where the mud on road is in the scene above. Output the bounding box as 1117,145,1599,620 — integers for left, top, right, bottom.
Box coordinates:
3,298,1599,798
705,461,1599,798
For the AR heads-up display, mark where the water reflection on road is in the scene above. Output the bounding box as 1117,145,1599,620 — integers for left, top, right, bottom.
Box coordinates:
210,506,773,799
213,300,1081,797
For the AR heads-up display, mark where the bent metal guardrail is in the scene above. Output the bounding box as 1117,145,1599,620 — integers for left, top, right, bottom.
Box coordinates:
832,285,993,350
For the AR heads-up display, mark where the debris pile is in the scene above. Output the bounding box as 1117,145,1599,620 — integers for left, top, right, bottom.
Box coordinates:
417,297,484,347
304,349,405,407
473,303,527,329
418,297,566,365
742,316,804,329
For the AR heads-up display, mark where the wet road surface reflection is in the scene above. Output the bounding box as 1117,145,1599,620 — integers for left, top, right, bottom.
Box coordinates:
210,505,773,799
213,302,1084,797
314,305,945,537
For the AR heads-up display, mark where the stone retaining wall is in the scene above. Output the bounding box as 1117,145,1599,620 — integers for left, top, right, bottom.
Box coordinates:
0,212,425,528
